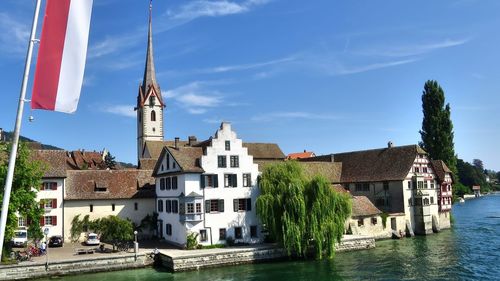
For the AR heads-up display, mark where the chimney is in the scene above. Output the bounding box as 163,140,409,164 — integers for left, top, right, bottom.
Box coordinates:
388,141,394,148
174,137,180,149
188,136,197,146
303,149,306,153
330,154,334,162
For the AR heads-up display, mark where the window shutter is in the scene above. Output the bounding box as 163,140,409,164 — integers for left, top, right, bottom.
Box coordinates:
232,174,237,188
205,200,210,213
214,175,219,188
219,199,224,212
52,182,57,190
40,201,44,209
52,216,57,226
52,199,57,209
247,198,252,211
233,199,238,212
40,217,45,226
200,175,205,188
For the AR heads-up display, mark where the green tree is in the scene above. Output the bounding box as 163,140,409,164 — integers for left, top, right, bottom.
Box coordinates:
94,216,134,251
104,152,117,170
419,81,458,180
0,142,44,254
256,161,351,259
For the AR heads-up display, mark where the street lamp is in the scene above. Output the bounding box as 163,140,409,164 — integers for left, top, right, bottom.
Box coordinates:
133,230,138,261
43,227,49,271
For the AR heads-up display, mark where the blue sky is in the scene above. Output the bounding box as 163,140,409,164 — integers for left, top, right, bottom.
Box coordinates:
1,0,500,170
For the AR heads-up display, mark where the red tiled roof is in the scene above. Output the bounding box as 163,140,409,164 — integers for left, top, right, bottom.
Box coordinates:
287,151,315,160
352,196,382,217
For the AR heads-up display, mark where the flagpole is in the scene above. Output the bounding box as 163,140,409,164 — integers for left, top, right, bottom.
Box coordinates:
0,0,42,260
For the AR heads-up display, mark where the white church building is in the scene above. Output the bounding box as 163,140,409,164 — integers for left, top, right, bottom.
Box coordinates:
152,122,262,247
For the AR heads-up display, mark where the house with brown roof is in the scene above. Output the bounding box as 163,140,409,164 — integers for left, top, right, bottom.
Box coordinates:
431,160,453,229
300,143,452,235
152,122,262,247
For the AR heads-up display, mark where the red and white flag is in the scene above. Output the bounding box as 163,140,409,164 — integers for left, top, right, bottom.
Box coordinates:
31,0,93,113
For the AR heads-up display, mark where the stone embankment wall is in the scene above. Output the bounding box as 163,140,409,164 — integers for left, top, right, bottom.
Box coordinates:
0,254,152,281
163,236,375,272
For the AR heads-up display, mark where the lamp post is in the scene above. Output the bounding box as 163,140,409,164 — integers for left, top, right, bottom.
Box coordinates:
43,227,49,271
134,230,138,261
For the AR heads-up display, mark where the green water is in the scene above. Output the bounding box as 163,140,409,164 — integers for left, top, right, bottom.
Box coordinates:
42,194,500,280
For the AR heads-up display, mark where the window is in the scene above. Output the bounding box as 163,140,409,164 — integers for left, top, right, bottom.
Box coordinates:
149,96,155,106
383,181,389,191
423,198,430,205
358,219,364,227
196,203,202,213
202,174,219,188
41,182,57,191
43,199,56,209
218,156,227,168
112,204,115,211
243,174,252,187
235,227,242,239
158,200,164,212
344,184,350,191
43,216,57,226
173,162,176,169
230,156,239,168
90,204,93,212
200,230,208,242
430,197,434,204
375,198,385,207
166,177,171,190
206,199,224,213
355,183,370,192
234,198,252,212
151,110,156,121
423,167,428,173
417,181,424,189
431,182,435,189
166,200,172,213
18,217,26,227
407,181,411,189
250,225,258,238
172,200,179,213
225,141,231,151
219,228,226,240
172,176,178,190
224,174,237,188
424,181,428,189
166,224,172,236
371,218,377,225
408,198,412,206
187,203,194,214
134,202,138,211
167,155,170,170
94,186,107,192
160,178,165,190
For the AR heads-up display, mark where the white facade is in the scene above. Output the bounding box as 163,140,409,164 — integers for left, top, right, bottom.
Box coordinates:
155,123,262,247
63,198,155,242
36,179,65,239
137,93,164,160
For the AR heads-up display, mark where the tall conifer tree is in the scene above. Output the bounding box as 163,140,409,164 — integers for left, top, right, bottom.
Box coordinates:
419,80,457,174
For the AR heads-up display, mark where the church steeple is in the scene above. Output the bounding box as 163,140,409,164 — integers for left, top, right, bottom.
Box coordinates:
142,0,159,95
136,0,165,164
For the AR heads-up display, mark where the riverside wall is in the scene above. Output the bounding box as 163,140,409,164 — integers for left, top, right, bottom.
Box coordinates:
161,236,375,272
0,254,152,281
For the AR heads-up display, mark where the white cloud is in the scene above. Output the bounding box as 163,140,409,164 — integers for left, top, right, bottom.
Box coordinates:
252,111,341,122
103,105,136,118
334,58,419,75
198,56,295,74
167,0,271,22
162,81,225,114
0,13,29,55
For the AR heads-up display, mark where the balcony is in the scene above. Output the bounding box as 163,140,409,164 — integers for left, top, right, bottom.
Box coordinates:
179,213,203,222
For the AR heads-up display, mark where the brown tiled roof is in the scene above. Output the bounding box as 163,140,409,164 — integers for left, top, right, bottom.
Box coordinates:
65,170,155,200
351,196,382,217
153,146,204,176
139,158,158,170
66,150,106,170
302,145,426,183
430,160,453,183
287,151,315,160
29,150,67,178
243,143,285,160
144,140,189,159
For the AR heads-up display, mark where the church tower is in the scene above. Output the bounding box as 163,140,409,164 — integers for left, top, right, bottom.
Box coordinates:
136,1,165,163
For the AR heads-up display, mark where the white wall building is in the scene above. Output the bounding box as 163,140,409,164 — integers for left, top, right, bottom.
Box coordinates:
153,123,263,247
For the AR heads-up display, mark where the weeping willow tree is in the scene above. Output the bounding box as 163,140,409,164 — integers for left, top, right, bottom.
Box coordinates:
256,161,352,259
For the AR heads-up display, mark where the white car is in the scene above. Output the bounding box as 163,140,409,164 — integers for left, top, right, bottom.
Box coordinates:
85,233,100,246
12,229,28,247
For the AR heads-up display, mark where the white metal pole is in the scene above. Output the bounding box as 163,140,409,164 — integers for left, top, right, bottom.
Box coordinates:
0,0,42,260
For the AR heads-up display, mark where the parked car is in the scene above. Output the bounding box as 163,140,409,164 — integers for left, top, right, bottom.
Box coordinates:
11,229,28,247
48,235,63,247
85,233,100,246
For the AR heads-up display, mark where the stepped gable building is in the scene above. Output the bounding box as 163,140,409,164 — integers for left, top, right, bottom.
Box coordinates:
135,2,165,164
300,143,452,235
152,122,264,247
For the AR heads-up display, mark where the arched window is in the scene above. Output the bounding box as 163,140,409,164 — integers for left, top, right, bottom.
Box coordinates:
151,110,156,121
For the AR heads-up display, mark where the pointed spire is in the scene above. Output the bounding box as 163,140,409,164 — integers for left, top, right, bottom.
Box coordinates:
142,0,159,94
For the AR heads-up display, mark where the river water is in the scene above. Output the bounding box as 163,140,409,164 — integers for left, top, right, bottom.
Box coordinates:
42,194,500,281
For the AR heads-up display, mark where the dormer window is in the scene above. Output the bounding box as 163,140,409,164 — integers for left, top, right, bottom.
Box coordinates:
95,186,107,192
